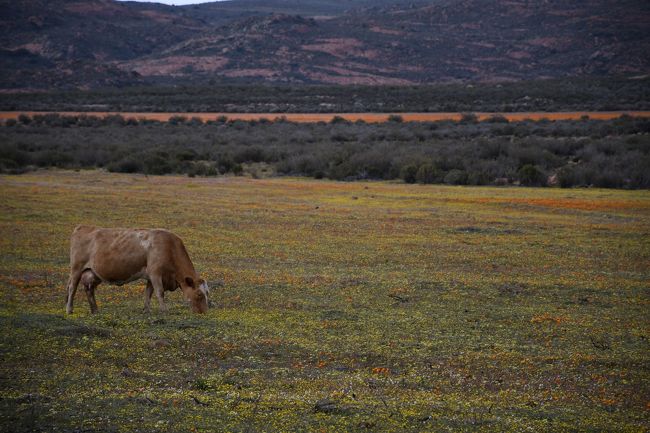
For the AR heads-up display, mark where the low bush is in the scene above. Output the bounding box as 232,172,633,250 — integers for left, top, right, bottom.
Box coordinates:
107,158,143,174
415,163,439,184
400,164,418,184
517,164,546,186
1,114,647,189
444,169,468,185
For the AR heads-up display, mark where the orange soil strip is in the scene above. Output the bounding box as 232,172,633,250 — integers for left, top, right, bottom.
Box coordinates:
0,111,648,123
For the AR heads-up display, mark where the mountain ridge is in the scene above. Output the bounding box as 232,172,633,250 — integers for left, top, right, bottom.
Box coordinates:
1,0,648,89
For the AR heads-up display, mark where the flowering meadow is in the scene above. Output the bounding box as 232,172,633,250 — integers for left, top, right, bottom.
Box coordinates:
0,170,648,432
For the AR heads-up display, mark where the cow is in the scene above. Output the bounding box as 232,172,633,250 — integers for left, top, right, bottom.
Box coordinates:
65,226,209,314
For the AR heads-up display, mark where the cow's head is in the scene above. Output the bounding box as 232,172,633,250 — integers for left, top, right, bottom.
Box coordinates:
183,276,209,313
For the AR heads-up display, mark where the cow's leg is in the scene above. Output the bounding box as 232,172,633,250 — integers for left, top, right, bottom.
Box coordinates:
65,269,83,314
143,280,154,313
151,276,167,313
79,270,100,314
84,280,99,314
89,287,98,314
84,285,97,314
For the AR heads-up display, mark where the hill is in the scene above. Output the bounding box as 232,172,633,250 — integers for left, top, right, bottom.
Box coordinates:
0,0,648,89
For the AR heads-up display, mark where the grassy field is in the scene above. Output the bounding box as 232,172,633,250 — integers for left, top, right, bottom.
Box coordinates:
0,170,648,432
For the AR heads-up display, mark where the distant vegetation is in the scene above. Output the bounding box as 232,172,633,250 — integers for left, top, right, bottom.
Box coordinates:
2,113,648,189
1,77,649,113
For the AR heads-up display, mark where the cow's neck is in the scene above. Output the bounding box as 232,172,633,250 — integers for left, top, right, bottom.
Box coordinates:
173,247,198,284
179,283,193,299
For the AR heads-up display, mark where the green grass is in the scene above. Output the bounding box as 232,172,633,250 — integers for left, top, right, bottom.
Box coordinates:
0,170,648,432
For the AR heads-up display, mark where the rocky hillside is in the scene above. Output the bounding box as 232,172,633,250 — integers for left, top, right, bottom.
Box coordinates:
1,0,648,89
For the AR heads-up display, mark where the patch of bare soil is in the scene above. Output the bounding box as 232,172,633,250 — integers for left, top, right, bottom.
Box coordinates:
117,56,229,76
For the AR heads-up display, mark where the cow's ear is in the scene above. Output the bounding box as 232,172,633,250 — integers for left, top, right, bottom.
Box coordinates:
185,277,195,288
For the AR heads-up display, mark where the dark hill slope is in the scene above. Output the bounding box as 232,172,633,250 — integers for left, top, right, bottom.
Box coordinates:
124,0,649,85
335,0,650,81
0,0,206,88
1,0,648,89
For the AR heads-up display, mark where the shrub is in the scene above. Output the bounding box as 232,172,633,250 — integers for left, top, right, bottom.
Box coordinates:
232,163,243,175
234,146,265,163
0,158,28,174
517,164,546,186
444,169,468,185
176,150,198,161
627,156,650,188
510,145,546,166
0,158,17,170
143,154,174,175
460,113,479,124
168,116,187,125
108,158,144,174
104,115,126,126
415,163,438,184
188,162,218,177
557,166,578,188
328,160,358,181
400,164,418,184
467,171,490,185
216,155,236,174
330,116,348,124
77,115,102,127
593,170,623,188
350,149,392,179
278,154,325,176
484,114,509,123
35,151,73,167
479,141,507,159
0,146,31,166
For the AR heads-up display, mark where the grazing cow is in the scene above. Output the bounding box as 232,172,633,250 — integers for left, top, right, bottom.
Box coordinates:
65,226,209,314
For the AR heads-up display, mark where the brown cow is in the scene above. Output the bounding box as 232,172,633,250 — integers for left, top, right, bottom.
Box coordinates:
65,226,209,314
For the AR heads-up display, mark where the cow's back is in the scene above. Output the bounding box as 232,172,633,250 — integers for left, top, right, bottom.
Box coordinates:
69,225,99,267
71,226,150,283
